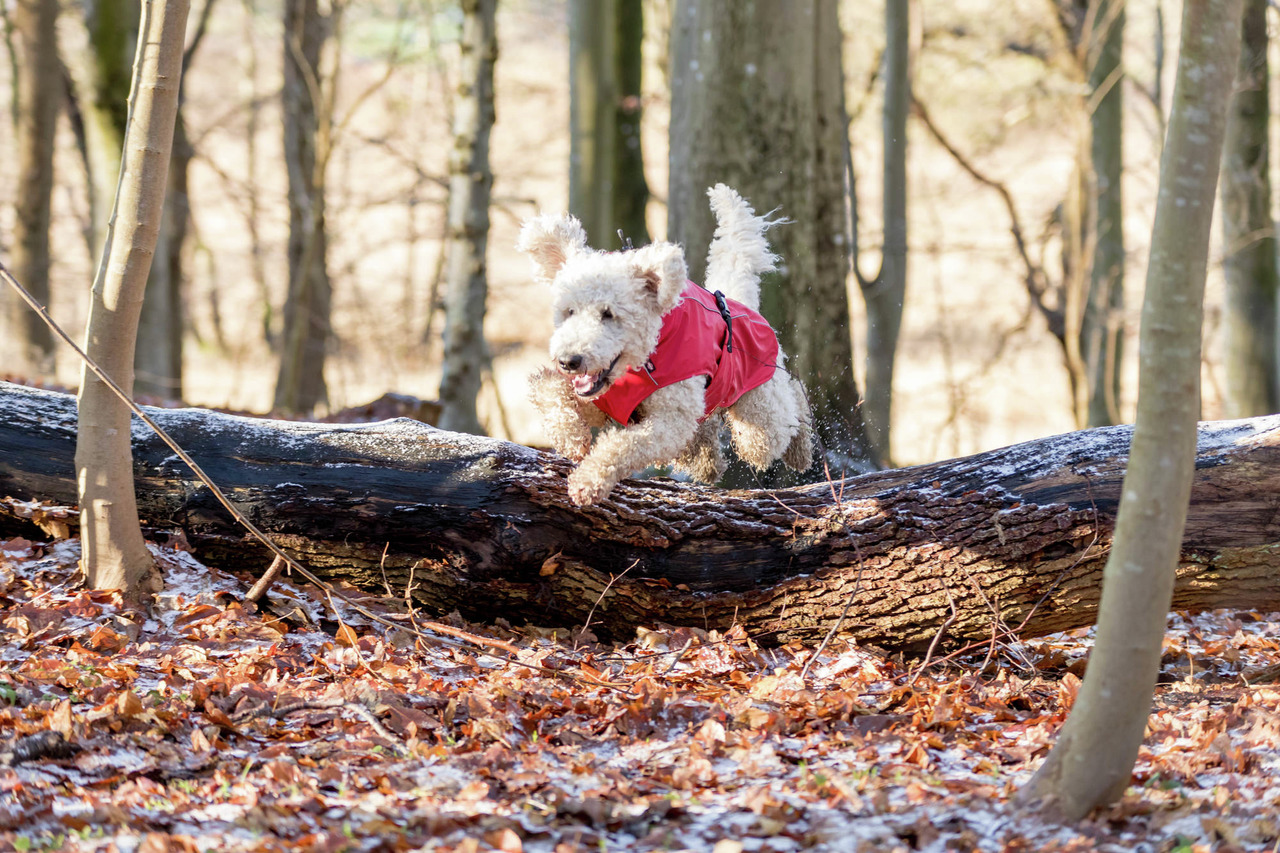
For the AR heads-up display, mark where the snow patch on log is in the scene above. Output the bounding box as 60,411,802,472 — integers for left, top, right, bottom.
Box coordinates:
1197,416,1280,453
956,425,1135,482
1,382,78,427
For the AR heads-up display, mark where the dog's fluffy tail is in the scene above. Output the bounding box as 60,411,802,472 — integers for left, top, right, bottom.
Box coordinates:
703,184,778,311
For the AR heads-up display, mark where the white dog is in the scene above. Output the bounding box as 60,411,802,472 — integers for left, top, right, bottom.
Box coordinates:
518,184,813,506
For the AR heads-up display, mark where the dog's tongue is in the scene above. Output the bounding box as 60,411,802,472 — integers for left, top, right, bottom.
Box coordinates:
571,373,600,395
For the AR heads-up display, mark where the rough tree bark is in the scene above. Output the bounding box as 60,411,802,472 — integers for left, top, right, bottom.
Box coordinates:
1219,0,1278,417
1019,0,1242,819
4,382,1280,650
8,0,60,378
76,0,191,601
437,0,497,436
668,0,876,473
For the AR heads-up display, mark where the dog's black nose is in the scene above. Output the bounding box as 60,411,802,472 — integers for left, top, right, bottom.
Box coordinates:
559,355,583,372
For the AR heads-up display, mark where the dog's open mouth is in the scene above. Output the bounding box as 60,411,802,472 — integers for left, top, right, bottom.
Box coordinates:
567,355,621,398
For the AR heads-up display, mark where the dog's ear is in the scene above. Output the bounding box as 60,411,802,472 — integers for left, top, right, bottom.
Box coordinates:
517,213,588,284
630,242,688,314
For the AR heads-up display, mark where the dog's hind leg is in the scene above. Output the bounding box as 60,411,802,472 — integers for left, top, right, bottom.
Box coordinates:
673,414,727,484
781,375,814,472
724,374,801,471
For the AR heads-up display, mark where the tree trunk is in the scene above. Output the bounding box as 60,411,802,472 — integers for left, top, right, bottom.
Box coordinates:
858,0,909,466
668,0,875,473
274,0,332,416
8,0,59,378
437,0,497,436
1220,0,1278,417
2,5,19,131
76,0,191,602
1020,0,1241,820
135,0,218,401
135,112,189,400
1057,0,1126,429
568,0,649,250
6,381,1280,650
612,0,650,249
568,0,612,247
1083,0,1125,428
65,0,138,258
240,0,274,353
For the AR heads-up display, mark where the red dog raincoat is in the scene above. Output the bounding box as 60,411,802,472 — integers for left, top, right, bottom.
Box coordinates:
593,282,779,424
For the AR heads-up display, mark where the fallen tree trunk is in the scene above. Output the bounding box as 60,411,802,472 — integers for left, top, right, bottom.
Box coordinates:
2,380,1279,651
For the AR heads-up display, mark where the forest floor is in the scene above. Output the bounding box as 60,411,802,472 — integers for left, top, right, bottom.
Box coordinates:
1,521,1278,852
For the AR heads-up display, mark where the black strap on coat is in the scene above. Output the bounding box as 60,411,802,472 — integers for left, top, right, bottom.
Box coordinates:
713,291,734,353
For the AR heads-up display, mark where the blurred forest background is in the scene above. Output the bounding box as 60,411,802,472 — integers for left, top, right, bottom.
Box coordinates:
0,0,1272,467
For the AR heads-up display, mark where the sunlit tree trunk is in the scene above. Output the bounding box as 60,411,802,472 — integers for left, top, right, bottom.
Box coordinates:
669,0,875,473
274,0,333,415
1019,0,1241,819
8,0,59,377
1220,0,1278,417
76,0,191,602
437,0,497,435
857,0,909,466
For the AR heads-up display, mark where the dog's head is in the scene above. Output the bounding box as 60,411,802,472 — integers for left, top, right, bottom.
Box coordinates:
518,213,687,400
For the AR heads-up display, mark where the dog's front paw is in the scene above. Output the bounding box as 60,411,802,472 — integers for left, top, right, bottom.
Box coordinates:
528,367,573,416
567,467,614,506
562,436,592,463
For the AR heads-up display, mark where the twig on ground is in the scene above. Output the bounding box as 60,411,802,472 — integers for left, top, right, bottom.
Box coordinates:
661,637,695,675
798,471,865,682
245,555,286,604
801,563,865,683
229,696,408,757
578,561,637,651
377,542,393,598
415,619,523,657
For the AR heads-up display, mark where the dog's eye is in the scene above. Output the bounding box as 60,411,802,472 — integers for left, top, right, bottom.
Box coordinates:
601,308,614,321
565,308,575,318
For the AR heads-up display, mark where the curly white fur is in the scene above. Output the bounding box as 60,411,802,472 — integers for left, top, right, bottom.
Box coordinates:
518,184,814,506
